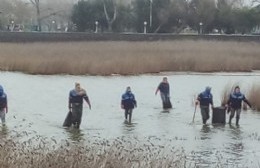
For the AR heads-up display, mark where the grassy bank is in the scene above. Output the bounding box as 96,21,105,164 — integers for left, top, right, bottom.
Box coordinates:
0,40,260,75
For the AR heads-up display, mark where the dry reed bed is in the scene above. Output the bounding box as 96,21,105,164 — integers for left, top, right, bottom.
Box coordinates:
0,129,258,168
0,133,188,168
248,84,260,111
0,40,260,75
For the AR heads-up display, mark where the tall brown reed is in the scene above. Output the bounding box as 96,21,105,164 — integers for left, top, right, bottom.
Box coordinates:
247,84,260,111
0,40,260,75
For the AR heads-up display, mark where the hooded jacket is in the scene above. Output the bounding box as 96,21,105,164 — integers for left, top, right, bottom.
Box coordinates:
121,91,137,109
227,92,251,109
0,85,7,109
198,87,213,107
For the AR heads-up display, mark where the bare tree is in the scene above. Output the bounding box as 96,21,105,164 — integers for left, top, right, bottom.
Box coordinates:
43,0,74,31
154,9,171,33
0,0,32,31
251,0,260,6
30,0,41,31
103,0,117,32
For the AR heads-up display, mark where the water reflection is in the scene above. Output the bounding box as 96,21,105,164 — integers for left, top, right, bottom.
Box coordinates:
212,123,226,129
161,109,171,113
228,124,242,140
190,125,225,167
64,127,85,142
220,125,244,166
201,125,211,134
122,121,137,134
224,144,244,166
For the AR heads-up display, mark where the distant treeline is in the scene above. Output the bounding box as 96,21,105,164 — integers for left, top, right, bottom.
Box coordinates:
0,0,260,34
71,0,260,34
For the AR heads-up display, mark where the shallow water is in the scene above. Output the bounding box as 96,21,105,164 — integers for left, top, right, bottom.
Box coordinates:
1,72,260,167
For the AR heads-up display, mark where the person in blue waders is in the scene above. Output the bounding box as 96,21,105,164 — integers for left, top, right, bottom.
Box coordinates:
226,86,251,126
0,85,8,126
155,77,172,109
68,83,91,129
121,86,137,123
196,87,214,125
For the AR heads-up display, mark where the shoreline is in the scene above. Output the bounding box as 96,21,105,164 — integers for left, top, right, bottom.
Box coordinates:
0,32,260,43
1,70,260,77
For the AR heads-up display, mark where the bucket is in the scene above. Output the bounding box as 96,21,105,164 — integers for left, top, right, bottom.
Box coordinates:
212,107,226,124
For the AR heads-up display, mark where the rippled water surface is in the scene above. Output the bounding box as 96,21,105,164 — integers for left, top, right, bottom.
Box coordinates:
1,72,260,167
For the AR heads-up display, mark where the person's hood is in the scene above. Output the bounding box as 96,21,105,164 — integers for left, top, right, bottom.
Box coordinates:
0,85,4,96
205,86,211,94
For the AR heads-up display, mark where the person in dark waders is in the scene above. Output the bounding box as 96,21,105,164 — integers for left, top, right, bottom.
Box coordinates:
196,87,214,125
121,87,137,123
155,77,172,109
0,85,8,126
226,86,251,126
69,83,91,129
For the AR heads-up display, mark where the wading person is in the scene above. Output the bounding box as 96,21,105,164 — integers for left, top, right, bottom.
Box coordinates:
121,87,137,123
226,86,251,126
155,77,172,109
68,83,91,129
0,85,7,126
196,87,214,125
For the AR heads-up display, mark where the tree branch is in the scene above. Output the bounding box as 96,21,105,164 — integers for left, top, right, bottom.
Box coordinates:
29,0,36,6
112,2,117,22
154,23,163,33
103,3,110,22
103,1,117,23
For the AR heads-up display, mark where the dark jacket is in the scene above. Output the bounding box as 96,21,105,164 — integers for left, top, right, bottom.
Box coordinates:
69,89,89,105
158,82,170,94
121,91,137,109
0,85,7,109
227,92,251,109
198,89,213,107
